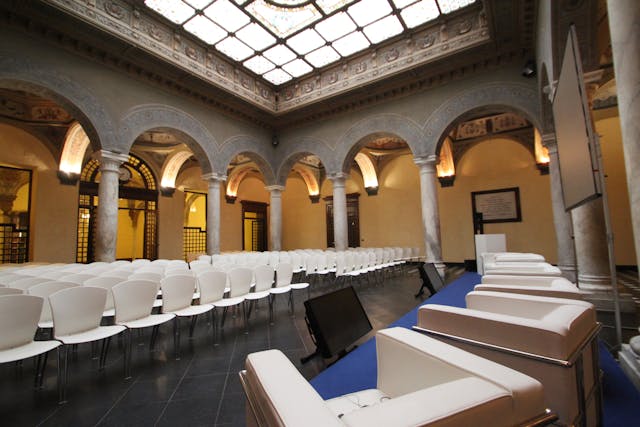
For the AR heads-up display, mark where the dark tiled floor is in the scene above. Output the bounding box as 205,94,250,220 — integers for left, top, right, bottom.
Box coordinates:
1,265,457,427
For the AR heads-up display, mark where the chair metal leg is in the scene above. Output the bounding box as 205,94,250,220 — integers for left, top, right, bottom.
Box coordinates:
57,345,68,404
99,337,111,370
288,291,295,316
173,317,181,360
189,315,198,338
212,308,218,345
124,329,132,380
150,325,159,350
242,301,249,334
268,294,275,325
221,307,228,328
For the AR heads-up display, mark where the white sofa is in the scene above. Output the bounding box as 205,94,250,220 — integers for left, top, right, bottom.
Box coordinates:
483,261,563,277
240,327,554,427
416,291,600,426
477,274,584,300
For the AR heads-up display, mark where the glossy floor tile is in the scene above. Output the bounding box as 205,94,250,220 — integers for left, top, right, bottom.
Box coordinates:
1,265,446,427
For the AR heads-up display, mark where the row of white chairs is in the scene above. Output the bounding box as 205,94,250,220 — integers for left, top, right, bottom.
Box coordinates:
0,262,311,403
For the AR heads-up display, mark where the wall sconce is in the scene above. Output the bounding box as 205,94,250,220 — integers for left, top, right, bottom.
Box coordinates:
309,194,320,203
438,175,456,187
57,170,80,186
365,186,378,196
225,194,237,204
536,162,550,175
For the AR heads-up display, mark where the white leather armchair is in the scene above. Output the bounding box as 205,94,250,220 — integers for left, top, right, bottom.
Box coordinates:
477,274,584,300
416,291,600,427
483,261,563,277
240,327,554,427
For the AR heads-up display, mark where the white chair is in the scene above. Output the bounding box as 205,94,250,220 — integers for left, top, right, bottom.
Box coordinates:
49,286,126,403
246,265,274,324
27,281,80,330
160,274,213,359
483,262,563,277
10,276,51,291
0,286,24,295
0,295,61,389
217,268,252,333
84,276,127,317
197,270,230,343
273,263,306,318
416,291,600,426
112,279,176,377
59,273,97,285
240,327,552,427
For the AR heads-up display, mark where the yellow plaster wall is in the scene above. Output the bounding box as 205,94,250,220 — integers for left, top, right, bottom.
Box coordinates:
220,175,269,252
158,191,184,260
0,123,77,263
281,175,325,249
437,138,557,263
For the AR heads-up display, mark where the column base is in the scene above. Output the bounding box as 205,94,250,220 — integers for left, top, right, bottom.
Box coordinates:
577,273,613,292
557,264,577,283
619,342,640,393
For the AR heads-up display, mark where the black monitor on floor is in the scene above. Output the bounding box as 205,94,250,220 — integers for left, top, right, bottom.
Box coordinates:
415,262,445,298
303,286,372,360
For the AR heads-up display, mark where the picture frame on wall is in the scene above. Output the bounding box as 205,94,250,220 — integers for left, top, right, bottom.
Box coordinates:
471,187,522,224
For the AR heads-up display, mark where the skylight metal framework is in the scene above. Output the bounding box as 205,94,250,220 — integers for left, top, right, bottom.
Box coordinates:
145,0,475,85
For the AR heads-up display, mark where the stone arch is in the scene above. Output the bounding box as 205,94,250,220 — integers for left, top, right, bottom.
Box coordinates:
335,114,424,174
216,135,275,185
0,55,118,153
120,104,217,175
423,82,541,157
275,142,331,187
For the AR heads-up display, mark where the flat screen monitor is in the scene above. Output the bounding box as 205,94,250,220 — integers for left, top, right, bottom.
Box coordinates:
304,286,372,359
423,262,445,292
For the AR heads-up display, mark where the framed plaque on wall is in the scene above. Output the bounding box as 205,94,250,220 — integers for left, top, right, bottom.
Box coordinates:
472,187,522,223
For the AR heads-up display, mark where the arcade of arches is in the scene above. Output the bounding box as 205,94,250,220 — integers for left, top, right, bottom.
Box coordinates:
0,1,637,294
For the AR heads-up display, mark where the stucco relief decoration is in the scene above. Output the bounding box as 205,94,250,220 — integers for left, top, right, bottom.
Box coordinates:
284,89,295,100
185,46,198,60
354,61,367,74
303,82,314,93
161,151,192,188
328,72,338,84
385,48,400,62
104,1,125,19
293,166,319,196
421,33,436,48
31,106,71,122
241,77,251,90
216,63,227,77
60,122,91,174
457,118,488,139
458,19,472,34
260,88,270,100
0,99,26,119
491,113,529,133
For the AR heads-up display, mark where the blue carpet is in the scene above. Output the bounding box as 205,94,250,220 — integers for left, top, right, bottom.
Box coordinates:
310,272,640,426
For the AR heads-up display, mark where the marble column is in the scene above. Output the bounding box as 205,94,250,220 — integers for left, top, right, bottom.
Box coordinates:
414,155,445,276
203,173,225,255
542,134,577,282
608,0,640,278
95,150,128,262
266,185,285,251
572,195,611,291
330,173,349,251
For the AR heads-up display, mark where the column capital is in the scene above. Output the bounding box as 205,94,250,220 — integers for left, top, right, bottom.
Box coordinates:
413,154,439,172
327,172,349,181
96,150,129,172
540,132,557,152
202,172,227,182
265,185,285,193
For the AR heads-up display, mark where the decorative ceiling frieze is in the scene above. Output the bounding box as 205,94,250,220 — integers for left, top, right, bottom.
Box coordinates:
42,0,489,114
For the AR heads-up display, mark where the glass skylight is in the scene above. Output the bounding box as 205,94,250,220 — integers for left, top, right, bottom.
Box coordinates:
216,37,253,61
263,44,297,66
183,15,227,45
305,45,341,67
236,23,276,51
282,59,313,77
145,0,194,24
347,0,392,27
363,14,403,44
204,0,249,32
333,31,370,57
244,55,276,74
144,0,476,86
401,0,440,29
287,29,326,55
315,12,357,42
264,68,293,85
